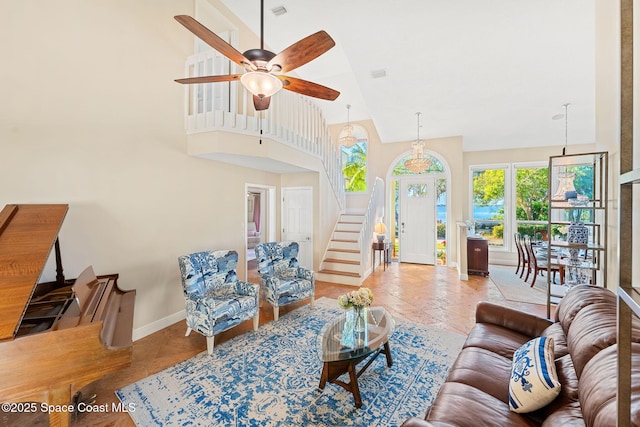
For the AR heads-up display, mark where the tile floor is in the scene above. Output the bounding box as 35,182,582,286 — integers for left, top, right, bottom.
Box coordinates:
8,262,550,427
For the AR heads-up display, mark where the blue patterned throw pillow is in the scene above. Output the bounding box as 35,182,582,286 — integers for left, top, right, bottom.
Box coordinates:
509,336,561,413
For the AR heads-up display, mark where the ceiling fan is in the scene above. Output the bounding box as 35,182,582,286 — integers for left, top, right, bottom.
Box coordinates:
174,1,340,111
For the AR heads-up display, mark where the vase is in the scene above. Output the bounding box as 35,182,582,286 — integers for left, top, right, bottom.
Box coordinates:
567,222,589,285
353,306,368,348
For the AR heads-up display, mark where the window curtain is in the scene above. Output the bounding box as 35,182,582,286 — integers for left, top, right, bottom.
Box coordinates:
253,194,261,232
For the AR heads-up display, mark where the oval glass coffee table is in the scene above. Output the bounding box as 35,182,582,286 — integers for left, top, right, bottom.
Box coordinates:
317,306,395,408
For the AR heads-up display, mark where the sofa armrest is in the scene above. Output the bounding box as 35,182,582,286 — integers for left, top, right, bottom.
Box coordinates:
476,301,553,338
400,418,455,427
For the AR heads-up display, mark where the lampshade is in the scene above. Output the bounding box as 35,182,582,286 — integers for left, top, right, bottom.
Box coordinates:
552,172,577,201
240,71,283,98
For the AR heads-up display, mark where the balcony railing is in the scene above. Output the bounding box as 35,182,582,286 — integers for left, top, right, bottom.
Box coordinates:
181,50,345,209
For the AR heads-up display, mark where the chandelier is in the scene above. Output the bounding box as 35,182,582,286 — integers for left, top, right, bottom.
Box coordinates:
339,104,358,147
404,112,431,173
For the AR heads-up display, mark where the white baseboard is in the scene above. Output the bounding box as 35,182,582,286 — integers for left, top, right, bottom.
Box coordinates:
133,309,186,341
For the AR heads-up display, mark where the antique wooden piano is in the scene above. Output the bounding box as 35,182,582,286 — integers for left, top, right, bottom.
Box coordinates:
0,204,135,426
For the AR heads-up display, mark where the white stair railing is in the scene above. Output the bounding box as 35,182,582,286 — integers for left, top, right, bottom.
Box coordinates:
359,177,385,275
181,50,345,209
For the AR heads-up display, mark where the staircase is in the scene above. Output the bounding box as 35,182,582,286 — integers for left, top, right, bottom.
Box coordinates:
317,213,365,286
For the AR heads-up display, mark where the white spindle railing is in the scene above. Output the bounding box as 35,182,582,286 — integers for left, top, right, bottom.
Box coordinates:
360,177,386,274
182,51,345,209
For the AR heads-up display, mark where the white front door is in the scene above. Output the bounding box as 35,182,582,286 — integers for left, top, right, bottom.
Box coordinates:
399,178,436,264
282,187,313,269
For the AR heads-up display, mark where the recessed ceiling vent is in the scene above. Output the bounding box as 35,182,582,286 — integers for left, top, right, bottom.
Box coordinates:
371,69,387,79
271,6,287,16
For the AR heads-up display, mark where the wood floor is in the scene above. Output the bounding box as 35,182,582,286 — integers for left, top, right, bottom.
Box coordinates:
6,262,550,427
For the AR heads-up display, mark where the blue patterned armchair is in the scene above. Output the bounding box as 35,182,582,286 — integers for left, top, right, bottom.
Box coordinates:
178,249,259,355
254,241,314,321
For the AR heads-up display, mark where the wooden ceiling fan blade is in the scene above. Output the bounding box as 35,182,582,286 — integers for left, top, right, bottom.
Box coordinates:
253,95,271,111
267,31,335,73
280,76,340,101
174,15,252,69
175,75,242,84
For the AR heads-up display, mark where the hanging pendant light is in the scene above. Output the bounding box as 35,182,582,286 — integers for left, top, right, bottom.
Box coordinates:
339,104,358,147
404,112,431,173
551,103,578,201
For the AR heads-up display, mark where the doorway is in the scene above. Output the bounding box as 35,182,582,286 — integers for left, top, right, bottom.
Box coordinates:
245,184,276,280
388,151,450,266
282,186,313,269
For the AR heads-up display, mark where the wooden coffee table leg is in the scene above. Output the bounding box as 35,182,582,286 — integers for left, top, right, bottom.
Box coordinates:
347,362,362,408
319,362,328,389
319,344,393,408
383,341,393,367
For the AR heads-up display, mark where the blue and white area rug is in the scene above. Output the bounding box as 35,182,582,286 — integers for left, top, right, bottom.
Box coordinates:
116,297,465,427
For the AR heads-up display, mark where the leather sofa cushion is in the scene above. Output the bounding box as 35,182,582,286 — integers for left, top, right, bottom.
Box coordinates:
555,285,615,333
463,322,532,359
579,343,640,426
426,381,539,427
532,354,583,426
445,346,512,402
541,322,569,358
566,302,617,378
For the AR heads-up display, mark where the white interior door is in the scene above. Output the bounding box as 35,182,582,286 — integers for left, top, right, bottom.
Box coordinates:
282,187,313,269
399,178,436,264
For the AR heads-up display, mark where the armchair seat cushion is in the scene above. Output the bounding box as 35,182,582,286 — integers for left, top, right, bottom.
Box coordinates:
274,277,314,305
255,241,315,318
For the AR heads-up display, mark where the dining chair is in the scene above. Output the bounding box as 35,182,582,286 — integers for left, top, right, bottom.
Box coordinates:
523,236,559,287
514,233,526,276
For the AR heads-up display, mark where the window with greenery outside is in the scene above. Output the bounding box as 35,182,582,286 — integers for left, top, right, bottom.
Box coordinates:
472,168,506,246
514,167,549,239
472,166,555,246
341,142,367,192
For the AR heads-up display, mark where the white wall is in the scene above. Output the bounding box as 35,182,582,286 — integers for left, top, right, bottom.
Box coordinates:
0,0,290,337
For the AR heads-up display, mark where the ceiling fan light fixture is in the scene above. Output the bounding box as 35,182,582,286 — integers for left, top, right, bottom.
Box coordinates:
240,71,283,98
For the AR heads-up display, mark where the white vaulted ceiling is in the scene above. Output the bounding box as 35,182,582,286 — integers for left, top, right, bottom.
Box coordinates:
218,0,595,151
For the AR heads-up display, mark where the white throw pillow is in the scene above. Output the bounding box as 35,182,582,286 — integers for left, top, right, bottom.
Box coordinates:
509,336,561,413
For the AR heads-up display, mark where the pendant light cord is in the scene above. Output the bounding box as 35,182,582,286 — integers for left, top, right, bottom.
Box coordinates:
562,103,570,156
260,0,264,50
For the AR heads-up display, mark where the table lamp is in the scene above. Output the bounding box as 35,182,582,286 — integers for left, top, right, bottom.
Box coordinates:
374,222,387,242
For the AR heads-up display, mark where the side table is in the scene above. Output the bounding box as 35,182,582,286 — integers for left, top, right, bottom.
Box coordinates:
372,241,391,271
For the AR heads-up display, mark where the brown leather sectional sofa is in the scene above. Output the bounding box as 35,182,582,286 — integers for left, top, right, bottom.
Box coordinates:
401,285,640,426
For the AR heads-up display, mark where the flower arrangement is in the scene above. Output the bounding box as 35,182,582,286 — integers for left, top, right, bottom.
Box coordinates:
338,287,374,309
